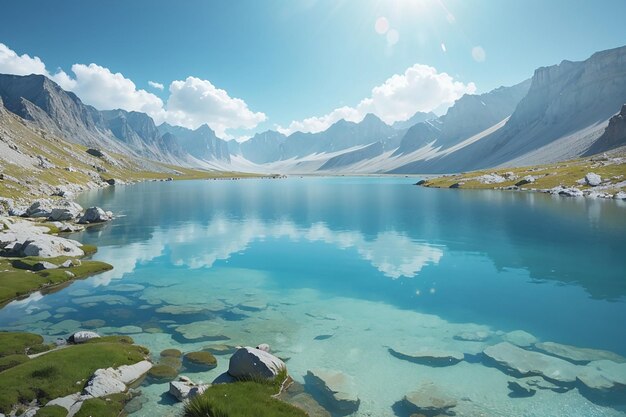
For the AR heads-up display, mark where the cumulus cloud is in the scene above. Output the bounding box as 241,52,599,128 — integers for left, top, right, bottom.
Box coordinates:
278,64,476,135
0,43,265,138
163,76,267,136
0,43,48,76
148,80,164,90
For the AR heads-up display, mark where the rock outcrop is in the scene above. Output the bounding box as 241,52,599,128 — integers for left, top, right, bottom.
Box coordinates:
228,347,286,380
305,369,360,415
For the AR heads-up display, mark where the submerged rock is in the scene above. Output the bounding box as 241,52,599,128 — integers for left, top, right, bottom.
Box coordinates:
483,342,579,383
576,360,626,392
402,382,457,415
388,347,464,366
169,377,209,402
507,376,568,397
535,342,626,364
278,381,331,417
228,347,285,380
305,369,360,415
454,330,491,342
502,330,537,347
183,351,217,370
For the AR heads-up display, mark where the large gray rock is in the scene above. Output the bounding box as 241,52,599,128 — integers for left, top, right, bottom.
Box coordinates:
305,369,360,414
388,347,464,366
25,200,53,218
32,261,58,271
584,172,602,186
68,331,100,344
403,383,457,415
20,235,84,257
78,206,112,224
49,201,83,221
228,347,286,380
484,342,580,383
535,342,626,364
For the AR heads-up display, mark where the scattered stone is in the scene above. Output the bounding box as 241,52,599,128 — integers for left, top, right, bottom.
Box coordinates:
483,342,579,383
402,382,457,415
503,330,537,347
68,331,100,344
305,369,360,415
388,347,464,366
477,173,507,184
228,347,286,380
535,342,626,364
549,186,583,197
183,351,217,370
614,191,626,200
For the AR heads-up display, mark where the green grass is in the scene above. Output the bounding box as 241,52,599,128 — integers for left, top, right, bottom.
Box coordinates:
0,256,112,306
84,335,135,345
0,332,43,356
0,340,147,413
34,405,68,417
0,354,29,372
183,381,307,417
74,393,129,417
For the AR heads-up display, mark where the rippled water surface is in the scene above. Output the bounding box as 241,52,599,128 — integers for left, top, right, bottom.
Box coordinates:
1,177,625,416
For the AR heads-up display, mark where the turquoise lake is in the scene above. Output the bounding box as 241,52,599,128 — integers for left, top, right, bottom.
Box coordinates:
1,177,625,416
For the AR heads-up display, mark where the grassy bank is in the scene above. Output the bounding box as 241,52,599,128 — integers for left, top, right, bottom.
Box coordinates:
0,254,112,307
0,333,148,413
421,152,626,192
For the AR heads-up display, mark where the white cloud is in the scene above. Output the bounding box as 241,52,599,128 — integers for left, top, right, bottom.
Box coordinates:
472,46,486,62
0,43,265,138
278,64,476,134
163,76,267,136
0,43,47,76
148,80,164,90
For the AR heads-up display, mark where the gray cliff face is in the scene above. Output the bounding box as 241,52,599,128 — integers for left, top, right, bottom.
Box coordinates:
392,111,437,130
238,130,286,164
585,104,626,155
391,45,626,173
158,123,231,162
393,79,531,157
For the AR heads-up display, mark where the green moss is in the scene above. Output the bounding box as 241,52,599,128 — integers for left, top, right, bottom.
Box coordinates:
74,393,129,417
160,348,182,358
0,340,147,413
85,335,135,345
0,256,112,306
183,351,217,369
34,405,68,417
147,364,178,382
0,354,29,372
0,332,43,356
184,381,307,417
81,244,97,256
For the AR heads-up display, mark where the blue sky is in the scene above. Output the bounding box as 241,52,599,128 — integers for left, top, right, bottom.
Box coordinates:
1,0,625,138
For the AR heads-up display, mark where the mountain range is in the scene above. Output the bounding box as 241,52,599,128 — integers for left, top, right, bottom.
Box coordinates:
1,45,626,175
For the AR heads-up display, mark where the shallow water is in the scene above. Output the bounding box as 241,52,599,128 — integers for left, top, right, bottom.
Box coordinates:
1,177,626,416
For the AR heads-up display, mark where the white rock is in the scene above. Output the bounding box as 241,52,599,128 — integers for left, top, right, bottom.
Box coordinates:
584,172,602,186
49,201,83,221
306,369,360,414
614,191,626,200
69,331,100,344
83,361,151,398
403,383,457,414
228,347,286,380
20,235,84,258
